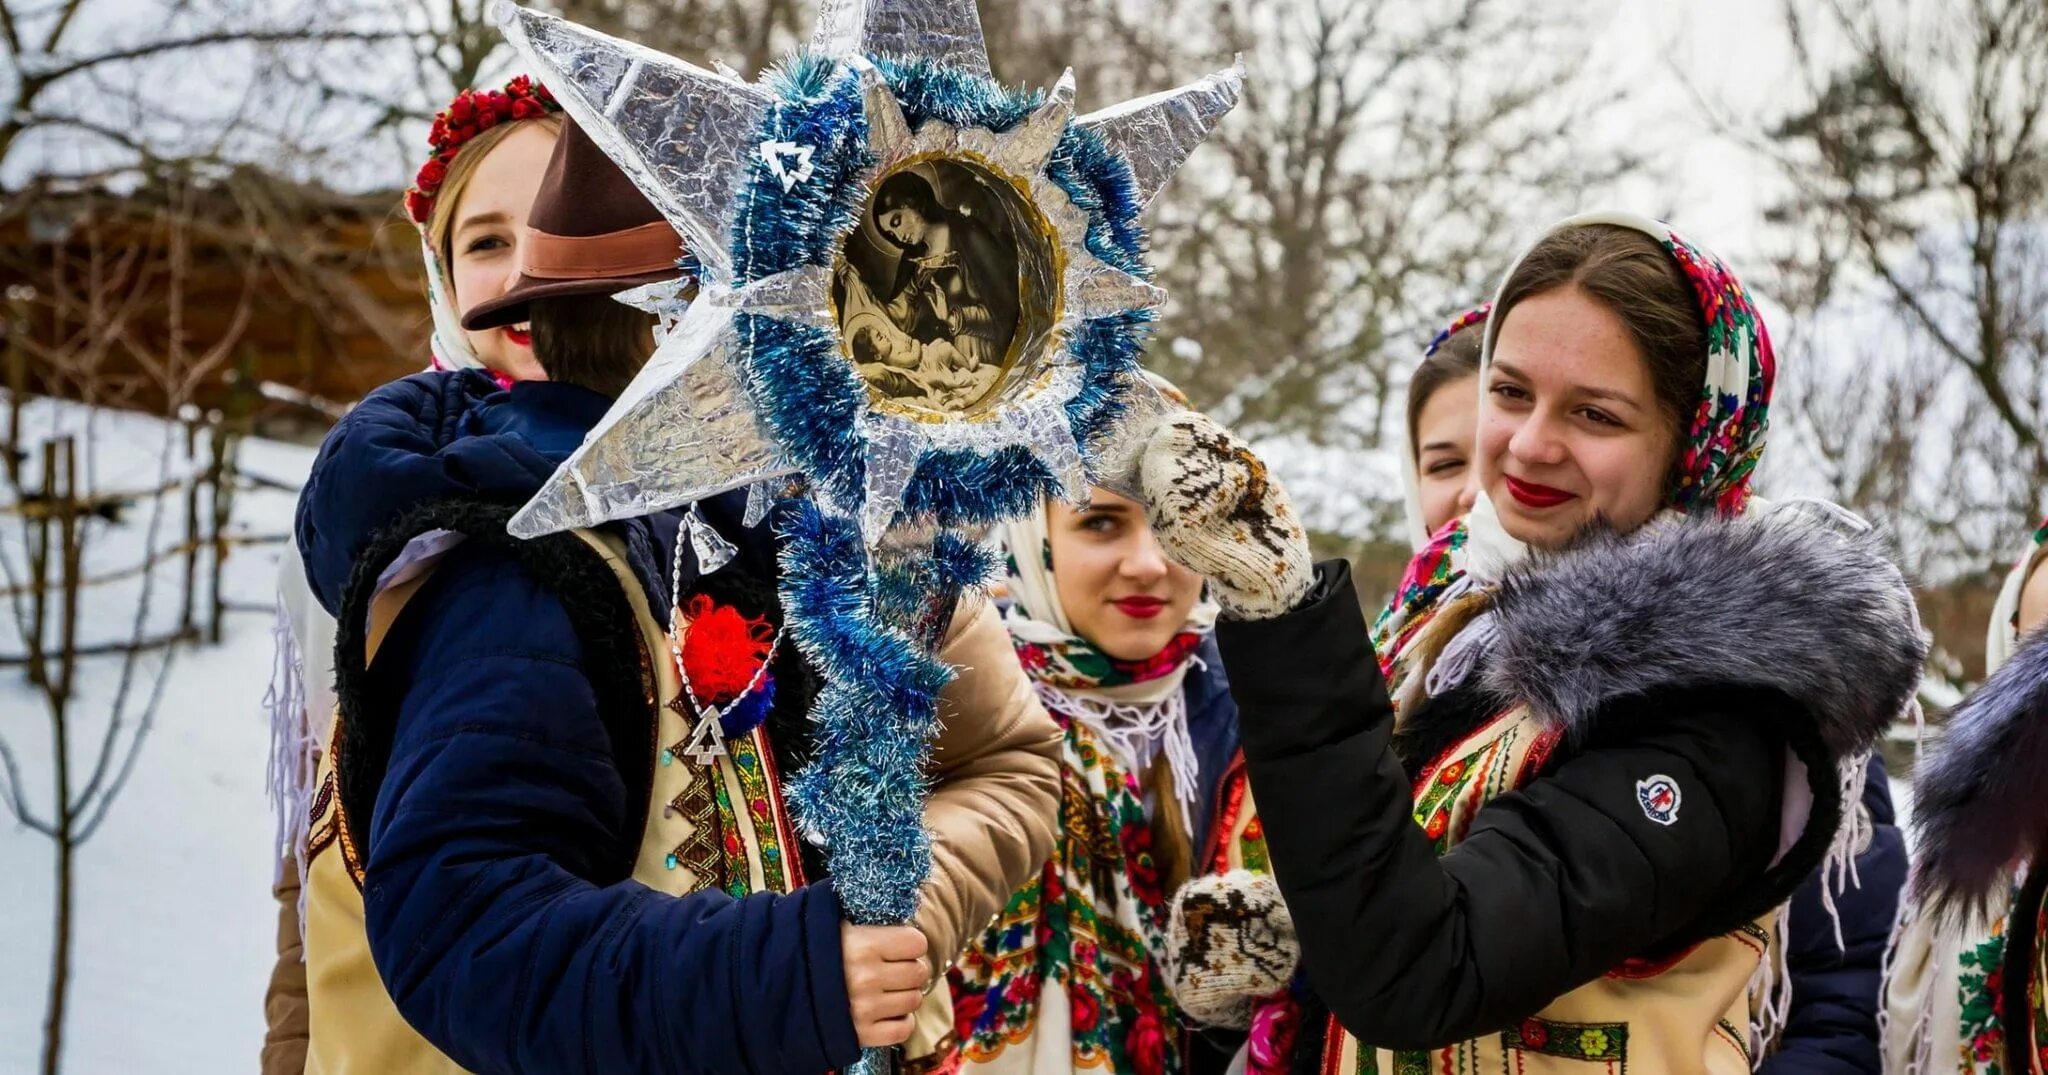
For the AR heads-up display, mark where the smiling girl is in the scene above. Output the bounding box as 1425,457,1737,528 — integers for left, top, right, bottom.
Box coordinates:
1401,306,1489,546
261,76,561,1075
947,469,1241,1075
411,76,564,382
1140,212,1924,1073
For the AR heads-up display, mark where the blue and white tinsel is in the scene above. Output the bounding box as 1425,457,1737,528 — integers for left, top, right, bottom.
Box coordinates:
731,55,1149,534
726,55,1152,924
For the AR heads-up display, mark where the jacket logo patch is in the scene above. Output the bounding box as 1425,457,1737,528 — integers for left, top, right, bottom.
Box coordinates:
1636,775,1681,826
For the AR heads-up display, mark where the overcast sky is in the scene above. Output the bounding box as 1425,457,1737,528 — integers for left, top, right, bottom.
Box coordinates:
1553,0,1799,266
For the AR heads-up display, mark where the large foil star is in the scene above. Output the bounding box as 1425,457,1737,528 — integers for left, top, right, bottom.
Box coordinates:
496,0,1240,543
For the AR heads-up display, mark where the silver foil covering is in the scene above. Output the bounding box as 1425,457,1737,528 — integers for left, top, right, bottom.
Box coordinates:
507,302,793,538
614,277,694,336
742,480,774,528
497,2,1244,545
1064,249,1166,326
704,266,836,332
812,0,992,77
497,2,771,285
854,59,915,161
988,69,1075,178
854,363,1090,543
1084,370,1178,502
1076,58,1245,209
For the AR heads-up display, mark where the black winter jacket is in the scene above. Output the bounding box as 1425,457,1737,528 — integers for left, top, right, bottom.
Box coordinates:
1216,516,1925,1059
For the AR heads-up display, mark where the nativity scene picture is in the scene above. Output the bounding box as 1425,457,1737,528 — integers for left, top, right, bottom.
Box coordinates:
834,158,1047,415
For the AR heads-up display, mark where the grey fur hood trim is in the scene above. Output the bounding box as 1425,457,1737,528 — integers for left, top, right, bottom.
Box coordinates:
1479,512,1926,758
1912,629,2048,920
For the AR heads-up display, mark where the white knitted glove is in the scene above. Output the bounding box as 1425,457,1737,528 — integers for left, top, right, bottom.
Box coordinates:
1163,870,1300,1029
1139,413,1313,620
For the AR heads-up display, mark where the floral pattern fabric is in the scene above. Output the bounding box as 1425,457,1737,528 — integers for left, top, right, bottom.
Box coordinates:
1012,626,1207,694
1662,230,1775,518
1953,895,2048,1074
950,715,1179,1075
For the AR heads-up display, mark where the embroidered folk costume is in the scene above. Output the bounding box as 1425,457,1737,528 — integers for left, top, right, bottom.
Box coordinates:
260,75,566,1075
1887,517,2048,1075
947,500,1220,1075
1146,212,1924,1074
284,113,1062,1074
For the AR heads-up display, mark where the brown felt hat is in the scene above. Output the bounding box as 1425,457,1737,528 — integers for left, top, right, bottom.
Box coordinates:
462,118,687,331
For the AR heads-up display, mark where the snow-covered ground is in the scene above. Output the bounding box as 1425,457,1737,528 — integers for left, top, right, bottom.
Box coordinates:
1,396,314,1074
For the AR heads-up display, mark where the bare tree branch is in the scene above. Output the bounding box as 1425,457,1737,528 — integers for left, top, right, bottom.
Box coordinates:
65,419,179,817
0,0,26,58
72,641,177,843
1721,0,2048,593
0,735,57,836
30,26,395,87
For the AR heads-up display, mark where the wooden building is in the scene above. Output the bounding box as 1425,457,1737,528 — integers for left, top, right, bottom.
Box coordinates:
1,167,432,436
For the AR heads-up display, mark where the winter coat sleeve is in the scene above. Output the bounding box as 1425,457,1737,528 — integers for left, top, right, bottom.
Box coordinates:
1759,755,1905,1074
361,548,860,1075
1217,560,1788,1051
261,850,309,1075
295,372,499,616
915,594,1063,977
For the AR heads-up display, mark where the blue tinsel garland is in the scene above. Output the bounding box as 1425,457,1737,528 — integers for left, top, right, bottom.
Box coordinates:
726,54,1151,924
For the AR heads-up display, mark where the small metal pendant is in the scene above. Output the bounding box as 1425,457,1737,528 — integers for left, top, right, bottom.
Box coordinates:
684,502,738,576
683,708,729,765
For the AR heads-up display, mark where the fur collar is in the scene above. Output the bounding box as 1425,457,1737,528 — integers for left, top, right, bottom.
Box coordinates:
1478,512,1925,758
1912,629,2048,920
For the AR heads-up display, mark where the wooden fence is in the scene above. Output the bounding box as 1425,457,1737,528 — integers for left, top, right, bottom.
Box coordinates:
2,410,278,669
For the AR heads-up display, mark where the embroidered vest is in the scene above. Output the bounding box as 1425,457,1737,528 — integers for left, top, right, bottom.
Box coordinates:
1316,596,1778,1075
301,529,802,1074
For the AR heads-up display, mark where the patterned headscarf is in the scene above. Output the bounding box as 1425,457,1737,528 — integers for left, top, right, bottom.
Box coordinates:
422,241,490,376
1397,304,1492,551
1000,486,1220,831
1370,211,1778,699
1000,500,1218,697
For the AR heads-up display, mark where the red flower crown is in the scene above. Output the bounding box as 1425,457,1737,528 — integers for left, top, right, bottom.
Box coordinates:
405,75,561,227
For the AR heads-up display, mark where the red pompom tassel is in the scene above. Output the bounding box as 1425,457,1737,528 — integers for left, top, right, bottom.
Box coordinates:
677,594,774,705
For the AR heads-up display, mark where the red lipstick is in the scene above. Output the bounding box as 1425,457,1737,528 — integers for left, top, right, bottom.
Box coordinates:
503,326,532,348
1505,476,1578,509
1112,596,1167,619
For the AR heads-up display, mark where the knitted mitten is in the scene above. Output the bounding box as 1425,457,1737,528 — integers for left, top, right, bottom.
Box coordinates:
1164,870,1300,1029
1139,413,1312,620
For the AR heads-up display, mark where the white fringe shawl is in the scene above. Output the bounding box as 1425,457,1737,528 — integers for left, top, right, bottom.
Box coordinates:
263,596,318,938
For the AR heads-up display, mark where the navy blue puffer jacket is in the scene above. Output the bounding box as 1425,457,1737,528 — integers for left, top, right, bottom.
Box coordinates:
296,371,859,1074
1760,754,1905,1074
